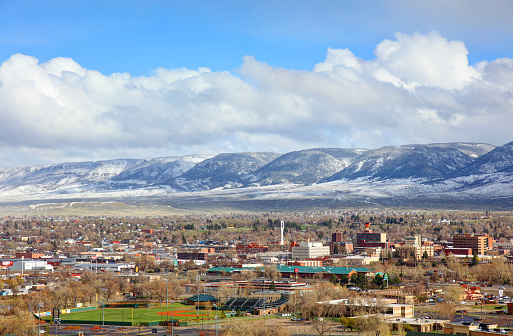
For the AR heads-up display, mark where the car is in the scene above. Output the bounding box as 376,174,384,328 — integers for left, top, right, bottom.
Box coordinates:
291,317,299,321
456,310,467,314
39,330,45,334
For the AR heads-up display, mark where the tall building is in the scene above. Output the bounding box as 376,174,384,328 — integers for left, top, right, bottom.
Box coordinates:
404,235,421,246
291,242,330,259
332,232,343,243
356,223,386,247
396,235,434,261
452,234,492,255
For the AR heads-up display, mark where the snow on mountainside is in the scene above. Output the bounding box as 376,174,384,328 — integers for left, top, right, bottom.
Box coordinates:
244,148,362,186
0,155,210,195
326,144,476,181
450,141,513,176
0,141,512,208
168,152,280,191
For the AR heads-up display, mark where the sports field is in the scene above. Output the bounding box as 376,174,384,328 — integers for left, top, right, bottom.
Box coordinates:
43,303,225,325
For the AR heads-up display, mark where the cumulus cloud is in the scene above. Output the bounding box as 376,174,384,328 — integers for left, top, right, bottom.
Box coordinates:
0,32,512,166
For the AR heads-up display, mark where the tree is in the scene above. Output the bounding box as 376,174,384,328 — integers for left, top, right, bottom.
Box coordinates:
216,285,233,304
263,266,282,281
340,274,349,285
311,318,333,336
0,308,36,336
471,253,479,266
222,319,290,336
269,281,277,291
330,274,338,285
355,315,391,336
351,273,367,289
373,274,384,289
340,316,355,331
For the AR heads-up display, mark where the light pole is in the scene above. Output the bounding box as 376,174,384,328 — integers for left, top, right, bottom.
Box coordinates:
166,272,169,308
38,291,42,335
171,299,174,336
215,303,218,336
100,288,107,326
196,274,200,324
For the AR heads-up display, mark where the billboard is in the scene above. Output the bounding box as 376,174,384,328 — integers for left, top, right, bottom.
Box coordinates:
1,261,13,267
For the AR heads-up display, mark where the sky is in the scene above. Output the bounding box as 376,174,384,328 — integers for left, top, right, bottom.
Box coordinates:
1,0,513,167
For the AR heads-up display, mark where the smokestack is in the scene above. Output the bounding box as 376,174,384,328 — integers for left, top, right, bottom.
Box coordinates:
280,220,284,245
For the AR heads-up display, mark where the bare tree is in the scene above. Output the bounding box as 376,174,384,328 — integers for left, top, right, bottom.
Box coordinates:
355,315,391,336
311,318,333,336
0,307,36,336
264,266,282,281
222,319,290,336
216,284,234,304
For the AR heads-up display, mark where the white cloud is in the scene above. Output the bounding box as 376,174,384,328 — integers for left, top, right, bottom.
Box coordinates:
0,32,512,166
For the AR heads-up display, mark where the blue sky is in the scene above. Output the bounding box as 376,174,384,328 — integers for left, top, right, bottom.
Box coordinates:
1,0,513,166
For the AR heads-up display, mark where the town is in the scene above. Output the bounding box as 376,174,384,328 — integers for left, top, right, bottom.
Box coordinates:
2,210,513,336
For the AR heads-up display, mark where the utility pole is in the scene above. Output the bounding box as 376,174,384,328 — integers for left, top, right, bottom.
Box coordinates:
171,299,174,336
166,272,169,308
215,302,218,336
38,290,42,334
197,274,200,319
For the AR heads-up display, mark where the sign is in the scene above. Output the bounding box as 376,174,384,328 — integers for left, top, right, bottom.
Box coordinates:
294,268,299,274
54,318,61,324
499,289,504,297
383,273,388,280
1,261,13,267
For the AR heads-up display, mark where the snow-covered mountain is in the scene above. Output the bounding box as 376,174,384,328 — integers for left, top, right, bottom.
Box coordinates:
1,141,513,209
326,144,475,181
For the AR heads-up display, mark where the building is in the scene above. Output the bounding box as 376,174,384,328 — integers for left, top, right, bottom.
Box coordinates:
328,241,354,255
176,250,210,261
452,234,492,255
291,242,330,259
236,243,268,255
332,232,343,243
396,235,434,260
443,248,473,256
10,259,53,272
318,297,414,318
15,252,45,259
288,260,323,267
356,223,387,247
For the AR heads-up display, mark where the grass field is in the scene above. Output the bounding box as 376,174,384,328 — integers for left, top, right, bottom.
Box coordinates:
42,304,225,324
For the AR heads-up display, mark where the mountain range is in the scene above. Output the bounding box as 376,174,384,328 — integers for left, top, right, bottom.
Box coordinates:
1,141,513,210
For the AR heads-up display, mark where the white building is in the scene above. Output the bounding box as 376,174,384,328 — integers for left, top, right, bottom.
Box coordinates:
73,262,134,272
291,242,330,259
11,259,53,272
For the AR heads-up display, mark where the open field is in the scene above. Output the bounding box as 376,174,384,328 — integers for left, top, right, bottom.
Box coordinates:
42,304,224,325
